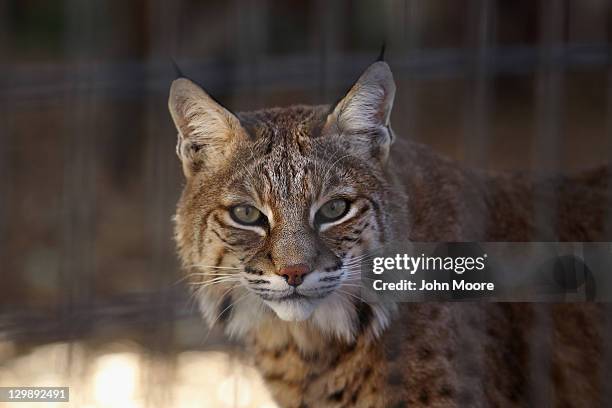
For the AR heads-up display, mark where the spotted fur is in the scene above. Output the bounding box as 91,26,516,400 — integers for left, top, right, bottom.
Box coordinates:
169,62,609,407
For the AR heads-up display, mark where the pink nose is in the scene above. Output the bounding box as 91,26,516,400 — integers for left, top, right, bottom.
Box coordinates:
278,264,310,287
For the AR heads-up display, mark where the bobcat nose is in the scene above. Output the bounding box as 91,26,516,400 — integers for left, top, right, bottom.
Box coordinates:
278,264,310,287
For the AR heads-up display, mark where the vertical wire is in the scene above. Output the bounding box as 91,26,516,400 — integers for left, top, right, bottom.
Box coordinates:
452,303,487,406
532,0,566,240
145,0,182,406
528,303,553,406
405,0,421,49
235,0,265,110
383,0,404,52
529,1,567,405
605,0,612,241
61,0,97,333
59,0,77,326
0,1,9,292
602,2,612,405
61,0,98,394
604,303,612,406
315,0,327,102
449,1,495,403
315,0,341,102
464,0,494,170
401,0,421,143
144,1,161,402
463,0,495,240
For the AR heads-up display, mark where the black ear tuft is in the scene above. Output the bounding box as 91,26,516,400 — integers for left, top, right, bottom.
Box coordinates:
171,58,186,79
376,43,386,62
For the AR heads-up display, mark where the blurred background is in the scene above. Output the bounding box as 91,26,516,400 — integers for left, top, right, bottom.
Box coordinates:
1,0,611,407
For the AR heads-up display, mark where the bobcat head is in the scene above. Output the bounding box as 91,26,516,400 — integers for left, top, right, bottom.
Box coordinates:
169,62,405,342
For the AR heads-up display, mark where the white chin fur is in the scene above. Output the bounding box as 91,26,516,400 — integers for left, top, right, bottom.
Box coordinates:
265,298,316,321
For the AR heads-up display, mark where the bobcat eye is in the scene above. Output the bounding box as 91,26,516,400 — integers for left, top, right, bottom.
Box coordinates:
316,199,350,224
230,205,264,225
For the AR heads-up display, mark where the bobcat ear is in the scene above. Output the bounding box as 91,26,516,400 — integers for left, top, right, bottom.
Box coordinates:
324,61,396,163
168,78,246,177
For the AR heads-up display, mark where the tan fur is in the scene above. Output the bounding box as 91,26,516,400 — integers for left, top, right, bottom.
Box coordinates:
168,62,609,407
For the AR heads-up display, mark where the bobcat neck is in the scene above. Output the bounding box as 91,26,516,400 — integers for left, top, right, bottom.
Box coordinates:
249,319,389,408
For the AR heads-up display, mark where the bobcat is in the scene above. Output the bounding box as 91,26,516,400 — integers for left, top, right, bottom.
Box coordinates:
168,61,610,407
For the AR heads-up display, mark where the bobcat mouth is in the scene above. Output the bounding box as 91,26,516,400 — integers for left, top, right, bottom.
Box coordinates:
257,289,325,302
279,286,338,301
280,292,308,301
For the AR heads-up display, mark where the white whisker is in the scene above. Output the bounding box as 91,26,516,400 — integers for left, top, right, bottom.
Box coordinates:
337,289,368,304
203,291,252,345
186,264,242,270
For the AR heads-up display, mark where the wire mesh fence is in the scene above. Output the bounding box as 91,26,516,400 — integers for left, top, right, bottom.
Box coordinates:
1,0,611,407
